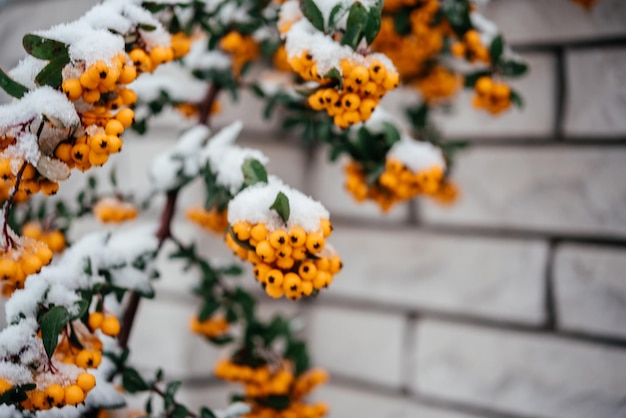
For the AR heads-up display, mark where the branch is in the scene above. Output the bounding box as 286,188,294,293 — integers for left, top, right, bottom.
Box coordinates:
2,161,27,251
118,83,222,349
151,384,199,418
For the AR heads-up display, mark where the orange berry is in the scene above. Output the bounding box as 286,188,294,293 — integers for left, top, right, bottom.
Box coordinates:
101,316,121,336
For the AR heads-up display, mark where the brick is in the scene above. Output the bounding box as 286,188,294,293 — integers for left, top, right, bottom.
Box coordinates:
554,244,626,339
382,54,555,140
414,320,626,418
482,0,626,44
328,227,548,325
306,306,406,388
315,385,486,418
0,0,94,70
421,147,626,238
128,297,224,380
564,48,626,138
310,150,410,223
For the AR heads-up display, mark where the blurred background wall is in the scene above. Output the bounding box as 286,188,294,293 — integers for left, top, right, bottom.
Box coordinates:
2,0,626,417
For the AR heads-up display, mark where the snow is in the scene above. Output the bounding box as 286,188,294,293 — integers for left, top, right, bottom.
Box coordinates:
184,40,232,71
8,56,46,89
130,62,208,104
283,19,395,76
200,121,269,195
215,402,251,418
149,125,212,192
387,138,446,173
228,176,329,232
356,107,446,172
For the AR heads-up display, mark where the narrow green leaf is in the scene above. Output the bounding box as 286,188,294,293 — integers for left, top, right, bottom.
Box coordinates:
269,192,290,223
364,4,382,44
228,228,256,251
242,158,268,187
40,306,70,359
171,405,189,418
393,12,411,36
138,23,157,32
200,407,217,418
463,70,491,88
489,35,504,65
300,0,325,32
323,68,343,89
23,34,68,60
499,60,529,78
198,299,220,321
510,89,524,108
122,368,150,393
381,122,401,146
0,67,28,99
35,55,70,88
164,381,182,410
328,4,345,31
341,2,368,50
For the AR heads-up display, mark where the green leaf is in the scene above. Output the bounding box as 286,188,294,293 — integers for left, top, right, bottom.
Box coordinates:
499,60,529,78
489,35,504,64
35,55,71,88
198,298,220,321
263,395,291,410
364,3,382,44
40,306,70,359
300,0,325,32
328,4,346,31
68,323,84,350
164,381,182,410
323,68,343,90
405,103,430,130
200,407,217,418
381,122,401,146
0,67,28,99
269,192,290,223
463,70,491,88
510,89,524,108
138,23,157,32
242,158,268,187
285,340,310,375
122,368,150,393
341,2,368,50
171,405,188,418
393,12,411,36
227,228,255,251
110,167,118,188
22,34,68,60
72,300,89,320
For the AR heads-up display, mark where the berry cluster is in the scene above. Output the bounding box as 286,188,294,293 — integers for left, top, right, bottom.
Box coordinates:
451,29,490,64
220,31,260,76
372,0,444,80
0,159,60,204
189,316,229,338
22,222,66,253
301,57,399,128
414,66,462,103
0,238,53,296
472,76,512,115
186,206,229,234
345,158,456,211
215,361,328,418
2,372,96,411
93,197,138,223
225,220,342,300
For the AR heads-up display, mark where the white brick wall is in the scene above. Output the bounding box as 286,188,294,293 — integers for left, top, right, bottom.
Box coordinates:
564,48,626,138
554,244,626,340
2,1,626,417
421,147,626,238
414,320,626,418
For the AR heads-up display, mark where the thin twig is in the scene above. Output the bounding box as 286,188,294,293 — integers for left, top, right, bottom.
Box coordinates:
2,161,27,251
118,83,222,349
151,384,199,418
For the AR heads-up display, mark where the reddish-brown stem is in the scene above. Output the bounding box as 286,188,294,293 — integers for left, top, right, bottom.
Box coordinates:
152,384,199,418
118,83,221,349
2,161,27,251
